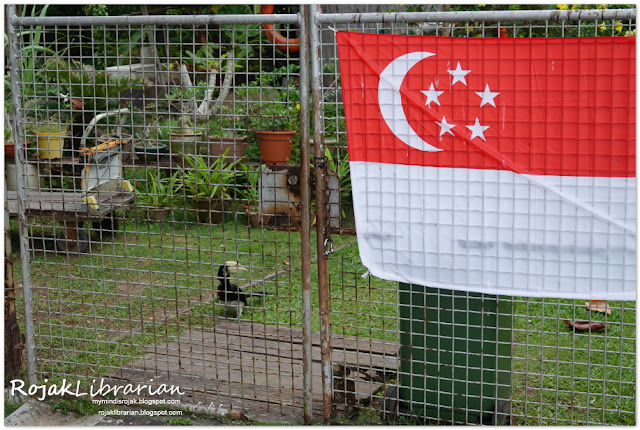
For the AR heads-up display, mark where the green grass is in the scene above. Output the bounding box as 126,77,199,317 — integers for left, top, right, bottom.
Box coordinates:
167,416,192,425
11,216,391,374
509,297,636,425
52,398,103,416
9,216,636,425
4,401,22,418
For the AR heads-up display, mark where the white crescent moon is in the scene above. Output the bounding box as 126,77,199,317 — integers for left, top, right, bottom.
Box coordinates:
378,51,441,152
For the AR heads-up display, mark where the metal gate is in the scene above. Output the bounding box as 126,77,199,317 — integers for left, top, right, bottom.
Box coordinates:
6,5,636,425
7,6,318,423
310,7,636,426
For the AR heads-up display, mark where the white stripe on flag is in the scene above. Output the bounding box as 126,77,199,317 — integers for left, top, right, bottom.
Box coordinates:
351,162,636,300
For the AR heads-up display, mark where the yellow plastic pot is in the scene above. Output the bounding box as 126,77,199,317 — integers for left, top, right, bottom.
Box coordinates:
36,131,66,159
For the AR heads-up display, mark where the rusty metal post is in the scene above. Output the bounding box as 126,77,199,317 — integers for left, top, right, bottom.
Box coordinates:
5,177,23,382
299,4,313,425
309,4,333,422
7,4,37,385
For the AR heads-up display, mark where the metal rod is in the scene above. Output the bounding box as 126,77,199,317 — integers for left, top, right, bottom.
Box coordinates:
14,12,299,27
299,4,313,425
309,3,333,423
79,108,130,148
315,8,635,24
5,167,23,380
7,3,37,385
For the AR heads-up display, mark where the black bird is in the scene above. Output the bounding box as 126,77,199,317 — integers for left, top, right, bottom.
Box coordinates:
216,261,270,318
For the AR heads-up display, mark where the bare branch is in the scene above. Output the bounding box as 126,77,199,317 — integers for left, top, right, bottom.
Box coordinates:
195,67,219,117
195,51,235,121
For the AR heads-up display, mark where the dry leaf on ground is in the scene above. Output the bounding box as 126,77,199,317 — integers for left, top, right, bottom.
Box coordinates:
563,319,607,332
585,300,611,315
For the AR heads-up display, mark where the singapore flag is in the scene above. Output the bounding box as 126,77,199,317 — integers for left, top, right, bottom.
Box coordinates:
337,32,636,300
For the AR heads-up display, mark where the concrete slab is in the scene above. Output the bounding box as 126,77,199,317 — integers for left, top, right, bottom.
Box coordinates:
4,401,105,426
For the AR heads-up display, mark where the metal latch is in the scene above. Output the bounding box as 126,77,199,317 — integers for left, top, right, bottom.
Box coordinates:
323,237,334,256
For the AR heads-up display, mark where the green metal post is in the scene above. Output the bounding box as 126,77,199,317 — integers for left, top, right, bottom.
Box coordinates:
399,284,512,424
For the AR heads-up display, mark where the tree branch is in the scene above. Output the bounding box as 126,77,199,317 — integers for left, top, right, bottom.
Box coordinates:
195,51,235,121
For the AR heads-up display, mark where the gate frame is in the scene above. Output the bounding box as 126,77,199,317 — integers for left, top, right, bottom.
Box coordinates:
309,5,636,423
7,5,636,424
7,5,314,422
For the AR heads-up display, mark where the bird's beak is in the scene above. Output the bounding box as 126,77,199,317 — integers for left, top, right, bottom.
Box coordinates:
225,261,248,274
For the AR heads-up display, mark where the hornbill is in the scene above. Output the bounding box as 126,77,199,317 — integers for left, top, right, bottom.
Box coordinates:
216,261,270,318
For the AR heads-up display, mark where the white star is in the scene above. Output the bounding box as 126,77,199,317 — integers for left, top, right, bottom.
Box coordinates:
421,83,444,107
466,118,490,141
475,84,500,107
435,116,456,137
447,62,471,86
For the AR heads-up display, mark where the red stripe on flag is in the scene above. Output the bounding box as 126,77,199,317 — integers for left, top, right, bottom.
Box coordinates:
337,32,635,177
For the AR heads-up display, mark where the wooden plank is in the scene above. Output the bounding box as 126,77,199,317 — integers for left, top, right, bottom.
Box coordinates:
117,343,384,407
151,331,398,371
109,364,317,423
7,191,136,206
138,333,396,381
114,365,305,405
6,191,135,221
134,350,388,403
183,324,399,366
27,155,81,165
106,324,398,422
211,321,398,357
160,325,398,386
109,369,316,424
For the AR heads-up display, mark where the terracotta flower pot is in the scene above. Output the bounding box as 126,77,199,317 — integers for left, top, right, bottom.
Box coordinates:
258,130,295,165
206,135,248,165
147,207,171,222
5,142,15,159
170,132,203,167
193,197,225,224
243,205,262,228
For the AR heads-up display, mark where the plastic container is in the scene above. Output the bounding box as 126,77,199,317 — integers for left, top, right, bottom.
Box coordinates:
5,162,40,191
36,131,66,159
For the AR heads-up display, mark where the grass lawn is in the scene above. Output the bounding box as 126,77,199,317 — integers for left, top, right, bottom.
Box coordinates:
509,297,636,425
11,215,394,375
9,216,635,425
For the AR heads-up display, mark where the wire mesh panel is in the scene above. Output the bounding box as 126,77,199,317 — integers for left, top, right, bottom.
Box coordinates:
8,9,316,423
7,6,636,426
315,7,636,425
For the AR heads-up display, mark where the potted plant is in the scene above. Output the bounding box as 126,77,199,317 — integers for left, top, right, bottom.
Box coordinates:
181,151,237,224
158,83,211,165
169,115,204,166
4,114,15,160
35,116,69,159
134,51,236,169
204,113,248,166
241,65,301,165
137,169,182,221
21,89,71,159
252,100,300,165
184,45,227,84
133,117,168,163
238,162,265,228
4,113,40,191
43,58,141,152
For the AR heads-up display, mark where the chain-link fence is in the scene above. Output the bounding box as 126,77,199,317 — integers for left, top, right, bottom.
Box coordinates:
6,5,636,425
